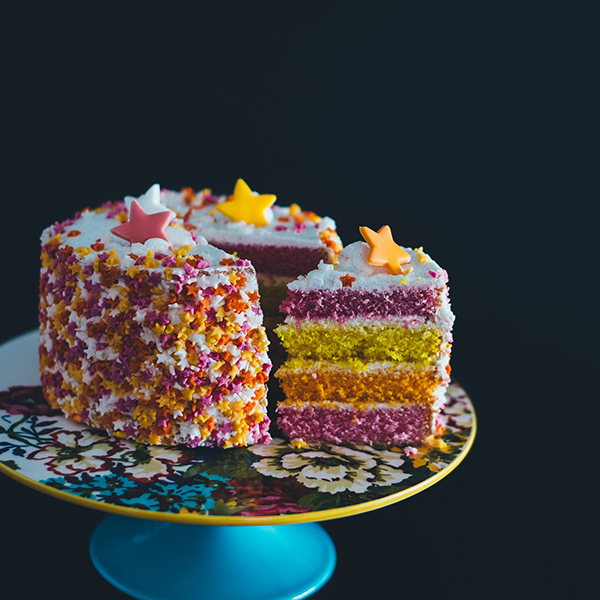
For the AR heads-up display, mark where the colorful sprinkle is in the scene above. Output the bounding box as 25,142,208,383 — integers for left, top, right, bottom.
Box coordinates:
339,273,356,288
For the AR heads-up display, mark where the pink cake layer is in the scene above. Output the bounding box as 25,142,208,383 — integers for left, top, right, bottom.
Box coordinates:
280,288,441,321
277,404,433,445
208,242,327,278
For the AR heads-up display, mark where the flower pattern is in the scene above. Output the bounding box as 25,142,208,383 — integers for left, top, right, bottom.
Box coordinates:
252,444,410,494
29,430,119,476
0,383,474,518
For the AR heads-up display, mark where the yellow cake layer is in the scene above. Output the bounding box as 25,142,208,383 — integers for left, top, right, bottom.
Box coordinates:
275,322,445,364
276,361,447,407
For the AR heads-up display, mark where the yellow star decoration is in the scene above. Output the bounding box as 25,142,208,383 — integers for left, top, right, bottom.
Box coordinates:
359,225,411,275
215,178,277,226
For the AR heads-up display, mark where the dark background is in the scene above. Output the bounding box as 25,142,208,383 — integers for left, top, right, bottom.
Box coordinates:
0,2,597,598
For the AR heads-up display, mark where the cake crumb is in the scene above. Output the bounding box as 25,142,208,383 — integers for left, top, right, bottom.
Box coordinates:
428,438,450,451
290,438,307,449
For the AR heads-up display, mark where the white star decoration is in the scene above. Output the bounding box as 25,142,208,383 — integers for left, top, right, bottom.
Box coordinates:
124,184,175,222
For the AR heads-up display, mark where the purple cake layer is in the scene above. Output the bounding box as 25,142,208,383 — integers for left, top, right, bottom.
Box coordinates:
280,287,440,321
208,242,327,278
277,404,433,445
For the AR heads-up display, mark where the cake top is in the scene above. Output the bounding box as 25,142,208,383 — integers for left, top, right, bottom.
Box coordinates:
287,240,448,292
41,185,251,273
160,180,342,253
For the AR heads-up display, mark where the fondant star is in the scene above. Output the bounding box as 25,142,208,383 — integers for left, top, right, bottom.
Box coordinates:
340,273,356,287
215,179,276,226
359,225,411,275
124,184,175,222
111,200,172,245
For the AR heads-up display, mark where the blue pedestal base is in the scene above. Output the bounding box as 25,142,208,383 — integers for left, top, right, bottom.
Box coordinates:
90,515,336,600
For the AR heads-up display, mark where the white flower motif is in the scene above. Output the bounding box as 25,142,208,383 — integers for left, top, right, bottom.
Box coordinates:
251,439,411,494
31,430,117,476
281,451,347,474
122,456,175,481
374,464,412,485
296,462,373,494
251,442,286,458
120,446,185,481
452,412,473,428
440,392,473,430
353,445,406,469
327,445,378,468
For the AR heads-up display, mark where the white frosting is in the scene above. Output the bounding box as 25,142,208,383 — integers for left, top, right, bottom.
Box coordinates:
288,241,448,291
160,189,340,249
338,242,388,276
42,201,230,269
262,206,274,225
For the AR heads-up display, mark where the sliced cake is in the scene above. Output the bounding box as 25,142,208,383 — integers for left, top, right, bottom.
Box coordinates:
274,226,454,446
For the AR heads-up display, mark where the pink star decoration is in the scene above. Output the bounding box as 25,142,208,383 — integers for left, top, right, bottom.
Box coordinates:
111,200,172,245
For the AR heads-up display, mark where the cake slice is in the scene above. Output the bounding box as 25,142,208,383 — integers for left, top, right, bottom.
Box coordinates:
274,226,454,446
39,185,271,448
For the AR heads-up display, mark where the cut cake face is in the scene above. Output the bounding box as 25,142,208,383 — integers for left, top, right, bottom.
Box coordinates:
39,186,272,448
275,232,455,447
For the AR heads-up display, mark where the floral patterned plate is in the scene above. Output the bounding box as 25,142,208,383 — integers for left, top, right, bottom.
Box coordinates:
0,331,476,525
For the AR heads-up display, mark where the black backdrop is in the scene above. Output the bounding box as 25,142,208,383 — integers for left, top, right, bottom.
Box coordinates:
0,2,597,599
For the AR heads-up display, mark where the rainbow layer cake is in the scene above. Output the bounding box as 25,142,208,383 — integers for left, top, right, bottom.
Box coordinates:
161,179,343,327
275,226,454,446
39,185,271,448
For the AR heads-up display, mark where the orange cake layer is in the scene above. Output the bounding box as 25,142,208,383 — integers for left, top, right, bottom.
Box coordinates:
277,362,447,408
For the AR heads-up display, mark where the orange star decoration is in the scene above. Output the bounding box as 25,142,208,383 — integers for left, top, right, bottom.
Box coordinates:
215,178,276,227
340,273,356,287
359,225,411,275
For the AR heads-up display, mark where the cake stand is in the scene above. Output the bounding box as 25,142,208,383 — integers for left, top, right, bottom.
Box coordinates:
0,330,476,600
